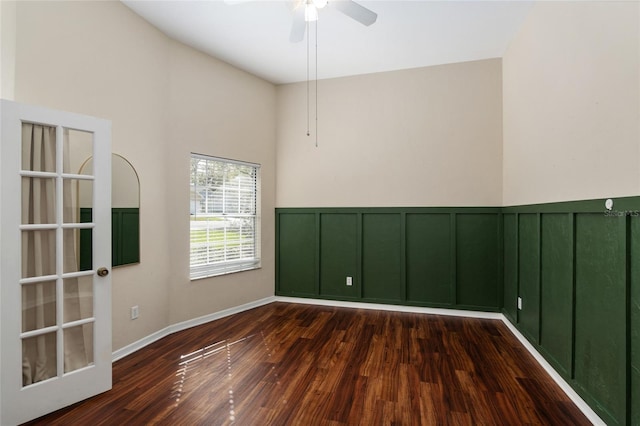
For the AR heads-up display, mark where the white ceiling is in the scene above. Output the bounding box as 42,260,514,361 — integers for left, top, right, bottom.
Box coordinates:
122,0,534,85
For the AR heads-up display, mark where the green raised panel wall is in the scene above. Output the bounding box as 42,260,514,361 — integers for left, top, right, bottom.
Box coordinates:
456,214,500,309
80,208,93,271
539,213,573,377
574,214,626,424
79,208,140,269
502,214,518,321
277,213,316,295
518,213,540,343
320,214,358,298
502,197,640,426
406,213,451,305
362,214,402,301
114,208,140,266
631,215,640,426
276,208,502,311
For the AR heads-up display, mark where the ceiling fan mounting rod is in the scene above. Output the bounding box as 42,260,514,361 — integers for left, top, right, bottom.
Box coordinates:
291,0,377,42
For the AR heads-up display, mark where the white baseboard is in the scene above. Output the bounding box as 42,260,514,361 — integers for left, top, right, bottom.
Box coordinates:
111,296,605,425
274,296,504,320
500,316,606,426
111,296,276,362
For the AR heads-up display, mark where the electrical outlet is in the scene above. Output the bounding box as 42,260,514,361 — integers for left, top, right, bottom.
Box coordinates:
131,305,139,320
517,297,522,310
346,276,353,286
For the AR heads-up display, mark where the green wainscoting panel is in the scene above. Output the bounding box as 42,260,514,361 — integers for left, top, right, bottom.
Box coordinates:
277,213,316,295
111,212,121,267
518,213,540,343
503,196,640,214
405,213,452,305
275,199,640,425
362,213,402,301
631,215,640,426
455,214,500,309
574,214,627,425
539,213,573,377
320,213,358,298
79,208,93,271
502,214,518,321
114,208,140,266
80,208,139,269
276,207,502,310
633,367,640,426
501,197,640,425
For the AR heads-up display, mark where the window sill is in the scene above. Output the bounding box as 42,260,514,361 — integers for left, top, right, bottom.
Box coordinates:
190,264,261,281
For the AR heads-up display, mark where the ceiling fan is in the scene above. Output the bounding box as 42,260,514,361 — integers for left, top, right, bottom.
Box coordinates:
290,0,378,42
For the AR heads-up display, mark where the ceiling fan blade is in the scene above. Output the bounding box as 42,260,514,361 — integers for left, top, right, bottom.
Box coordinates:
289,6,306,42
332,0,377,26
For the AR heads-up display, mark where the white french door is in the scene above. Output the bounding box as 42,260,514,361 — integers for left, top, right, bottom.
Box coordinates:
0,100,112,425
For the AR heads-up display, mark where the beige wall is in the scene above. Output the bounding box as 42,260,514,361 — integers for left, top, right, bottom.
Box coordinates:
165,40,276,325
12,1,276,350
9,0,639,352
502,1,640,206
276,59,503,207
0,0,16,100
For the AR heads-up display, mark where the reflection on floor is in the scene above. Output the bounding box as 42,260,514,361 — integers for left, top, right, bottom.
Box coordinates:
24,302,591,425
173,335,260,423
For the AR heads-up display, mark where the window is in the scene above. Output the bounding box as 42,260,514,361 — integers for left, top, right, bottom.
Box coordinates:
190,154,260,279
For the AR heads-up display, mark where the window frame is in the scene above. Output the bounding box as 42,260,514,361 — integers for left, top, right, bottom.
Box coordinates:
189,153,261,280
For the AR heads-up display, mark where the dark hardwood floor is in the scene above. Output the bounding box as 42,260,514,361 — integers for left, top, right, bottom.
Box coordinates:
24,302,591,425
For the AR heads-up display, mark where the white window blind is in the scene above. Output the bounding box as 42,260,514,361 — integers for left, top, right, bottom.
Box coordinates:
190,154,260,279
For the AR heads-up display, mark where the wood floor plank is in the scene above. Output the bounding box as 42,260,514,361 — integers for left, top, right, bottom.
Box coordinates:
23,302,592,425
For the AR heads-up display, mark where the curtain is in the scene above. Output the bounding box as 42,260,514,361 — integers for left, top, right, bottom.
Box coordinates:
21,124,89,386
21,123,57,385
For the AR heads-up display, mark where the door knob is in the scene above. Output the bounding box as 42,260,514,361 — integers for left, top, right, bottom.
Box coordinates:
97,267,109,277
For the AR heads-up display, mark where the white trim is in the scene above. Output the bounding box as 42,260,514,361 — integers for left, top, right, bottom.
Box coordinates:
165,296,275,335
112,328,168,363
274,296,504,319
110,297,606,425
190,259,260,281
111,296,276,362
500,316,606,426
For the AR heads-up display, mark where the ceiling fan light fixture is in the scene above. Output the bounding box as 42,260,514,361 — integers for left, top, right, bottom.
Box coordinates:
304,3,318,22
312,0,328,9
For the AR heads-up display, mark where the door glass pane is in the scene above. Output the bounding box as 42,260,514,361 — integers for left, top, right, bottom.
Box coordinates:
21,230,56,278
21,177,56,224
78,178,93,217
22,332,57,387
21,123,56,173
63,229,91,273
63,178,92,223
63,276,93,322
22,281,57,332
64,129,93,175
64,323,93,373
